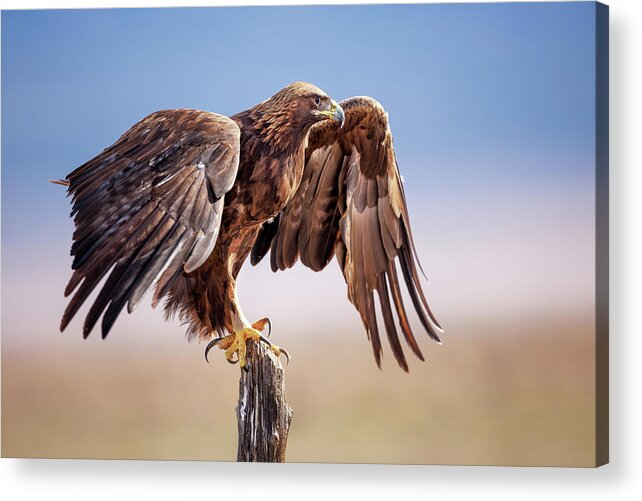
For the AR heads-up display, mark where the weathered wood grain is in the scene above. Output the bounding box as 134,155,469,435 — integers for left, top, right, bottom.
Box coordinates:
236,341,293,462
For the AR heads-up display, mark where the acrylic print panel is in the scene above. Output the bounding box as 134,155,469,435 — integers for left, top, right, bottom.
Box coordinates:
1,1,608,466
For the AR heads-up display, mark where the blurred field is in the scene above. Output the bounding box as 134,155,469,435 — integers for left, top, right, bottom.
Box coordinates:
1,316,595,466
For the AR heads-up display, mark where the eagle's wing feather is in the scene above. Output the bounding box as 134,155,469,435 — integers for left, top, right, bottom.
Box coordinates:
61,109,240,338
252,97,441,371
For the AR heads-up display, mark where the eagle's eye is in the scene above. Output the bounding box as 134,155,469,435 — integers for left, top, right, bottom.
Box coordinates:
313,96,322,107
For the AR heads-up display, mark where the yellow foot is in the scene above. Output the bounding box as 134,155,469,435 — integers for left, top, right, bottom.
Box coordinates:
204,319,289,371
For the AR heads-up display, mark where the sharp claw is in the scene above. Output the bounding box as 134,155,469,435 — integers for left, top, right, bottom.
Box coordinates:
253,317,272,337
205,337,224,363
258,334,272,346
205,328,286,369
257,334,289,365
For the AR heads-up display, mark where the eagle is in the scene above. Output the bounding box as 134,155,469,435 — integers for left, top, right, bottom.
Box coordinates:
56,82,442,372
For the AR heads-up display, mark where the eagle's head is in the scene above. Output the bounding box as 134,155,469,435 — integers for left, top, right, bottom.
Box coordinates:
272,82,345,129
250,82,345,152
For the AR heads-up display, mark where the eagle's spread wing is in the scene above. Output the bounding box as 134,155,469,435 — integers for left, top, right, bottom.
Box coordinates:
61,109,240,338
251,97,442,371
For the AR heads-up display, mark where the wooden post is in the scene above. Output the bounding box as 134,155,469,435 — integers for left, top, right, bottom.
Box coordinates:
236,340,293,462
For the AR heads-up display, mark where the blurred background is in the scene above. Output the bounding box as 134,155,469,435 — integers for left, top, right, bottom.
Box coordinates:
2,3,597,466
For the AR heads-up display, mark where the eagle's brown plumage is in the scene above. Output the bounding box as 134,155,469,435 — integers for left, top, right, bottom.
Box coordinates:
60,82,442,371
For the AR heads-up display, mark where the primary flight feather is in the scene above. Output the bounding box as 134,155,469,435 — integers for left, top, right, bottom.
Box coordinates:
58,82,442,371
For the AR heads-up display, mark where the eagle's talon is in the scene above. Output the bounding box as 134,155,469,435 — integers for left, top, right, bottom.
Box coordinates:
251,317,272,338
256,334,289,365
205,324,288,370
204,337,225,363
278,347,290,365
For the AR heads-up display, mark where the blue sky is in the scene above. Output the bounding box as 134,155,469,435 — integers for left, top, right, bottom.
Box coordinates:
2,3,595,235
1,3,597,346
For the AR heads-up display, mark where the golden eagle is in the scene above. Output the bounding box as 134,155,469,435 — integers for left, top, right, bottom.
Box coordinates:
57,82,442,371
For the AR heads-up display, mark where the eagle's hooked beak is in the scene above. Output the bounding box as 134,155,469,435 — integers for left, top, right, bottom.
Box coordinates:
320,100,345,128
331,100,345,128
